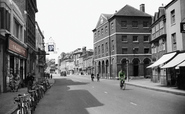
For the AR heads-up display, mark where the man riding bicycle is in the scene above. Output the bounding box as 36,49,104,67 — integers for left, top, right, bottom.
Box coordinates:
118,69,126,88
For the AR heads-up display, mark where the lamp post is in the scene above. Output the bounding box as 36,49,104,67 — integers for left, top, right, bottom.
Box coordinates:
126,59,129,82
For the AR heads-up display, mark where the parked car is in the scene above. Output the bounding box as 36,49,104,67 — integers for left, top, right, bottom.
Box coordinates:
60,71,67,76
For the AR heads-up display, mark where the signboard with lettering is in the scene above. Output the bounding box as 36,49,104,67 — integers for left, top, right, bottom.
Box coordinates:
180,22,185,33
48,45,54,52
8,39,27,57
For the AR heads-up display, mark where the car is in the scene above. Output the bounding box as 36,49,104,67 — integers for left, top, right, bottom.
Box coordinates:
60,71,67,76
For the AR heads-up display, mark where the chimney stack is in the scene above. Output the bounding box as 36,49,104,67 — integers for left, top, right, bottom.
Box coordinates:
140,4,145,12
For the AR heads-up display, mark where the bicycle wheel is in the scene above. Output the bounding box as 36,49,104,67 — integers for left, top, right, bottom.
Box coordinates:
16,107,25,114
16,109,21,114
123,83,126,90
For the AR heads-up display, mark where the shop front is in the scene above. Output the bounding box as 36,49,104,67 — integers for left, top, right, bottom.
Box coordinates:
6,38,27,91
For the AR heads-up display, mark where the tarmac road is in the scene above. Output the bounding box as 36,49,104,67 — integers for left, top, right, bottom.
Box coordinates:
33,74,185,114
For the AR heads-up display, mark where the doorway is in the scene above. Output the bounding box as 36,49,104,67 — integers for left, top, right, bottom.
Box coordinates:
133,58,139,76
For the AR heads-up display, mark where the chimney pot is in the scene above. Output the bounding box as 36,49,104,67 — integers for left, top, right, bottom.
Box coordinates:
140,4,145,12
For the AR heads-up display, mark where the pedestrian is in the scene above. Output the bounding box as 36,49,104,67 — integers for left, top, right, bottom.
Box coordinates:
8,69,15,92
97,73,100,81
14,73,21,92
26,73,35,91
91,73,94,81
50,74,53,79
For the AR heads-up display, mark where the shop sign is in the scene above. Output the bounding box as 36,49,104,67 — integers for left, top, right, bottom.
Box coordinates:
180,22,185,33
8,39,27,57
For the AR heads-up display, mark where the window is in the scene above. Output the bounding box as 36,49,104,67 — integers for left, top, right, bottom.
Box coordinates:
162,43,165,51
15,22,23,41
132,21,138,27
144,36,149,42
160,21,164,29
14,19,20,38
144,48,150,54
133,36,138,42
171,10,175,24
102,44,104,53
98,30,100,36
122,48,127,54
98,45,100,54
94,33,96,39
105,42,108,52
121,21,127,28
105,26,107,33
112,40,114,51
0,8,10,30
95,47,97,55
143,21,148,27
111,22,114,30
122,35,127,42
171,33,176,51
101,28,103,35
133,48,138,54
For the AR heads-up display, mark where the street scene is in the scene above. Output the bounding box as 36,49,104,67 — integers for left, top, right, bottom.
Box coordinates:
33,74,185,114
1,0,185,114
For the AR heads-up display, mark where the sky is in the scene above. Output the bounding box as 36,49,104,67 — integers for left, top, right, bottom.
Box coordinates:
36,0,172,60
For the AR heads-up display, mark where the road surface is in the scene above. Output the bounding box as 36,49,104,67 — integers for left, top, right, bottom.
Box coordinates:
34,74,185,114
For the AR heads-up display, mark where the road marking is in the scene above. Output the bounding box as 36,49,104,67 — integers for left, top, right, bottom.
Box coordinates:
130,102,137,106
104,91,108,94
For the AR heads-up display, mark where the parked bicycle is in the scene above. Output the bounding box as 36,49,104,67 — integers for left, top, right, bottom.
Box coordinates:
14,93,33,114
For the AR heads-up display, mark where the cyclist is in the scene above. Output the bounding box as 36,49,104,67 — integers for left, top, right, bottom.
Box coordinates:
118,69,126,88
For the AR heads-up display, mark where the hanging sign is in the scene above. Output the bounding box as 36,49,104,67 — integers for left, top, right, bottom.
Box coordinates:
180,22,185,33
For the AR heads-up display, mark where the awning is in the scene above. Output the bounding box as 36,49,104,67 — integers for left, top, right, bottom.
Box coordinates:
175,60,185,69
161,52,185,69
147,52,176,68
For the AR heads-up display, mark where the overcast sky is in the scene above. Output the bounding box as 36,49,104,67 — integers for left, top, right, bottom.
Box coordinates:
36,0,171,60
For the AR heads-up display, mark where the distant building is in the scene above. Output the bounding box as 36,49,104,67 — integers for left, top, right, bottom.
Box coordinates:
93,4,152,79
58,47,94,75
72,48,83,74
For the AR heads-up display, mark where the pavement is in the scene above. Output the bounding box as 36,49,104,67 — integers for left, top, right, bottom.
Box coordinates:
125,78,185,96
0,76,185,114
0,79,55,114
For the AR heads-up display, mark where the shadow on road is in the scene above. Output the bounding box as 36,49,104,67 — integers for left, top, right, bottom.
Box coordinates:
34,78,104,114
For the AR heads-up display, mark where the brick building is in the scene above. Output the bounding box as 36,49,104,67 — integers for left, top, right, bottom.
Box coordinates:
93,4,152,79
